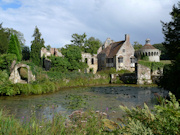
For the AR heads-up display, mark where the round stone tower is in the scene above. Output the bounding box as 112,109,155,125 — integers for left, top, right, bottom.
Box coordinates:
136,39,161,62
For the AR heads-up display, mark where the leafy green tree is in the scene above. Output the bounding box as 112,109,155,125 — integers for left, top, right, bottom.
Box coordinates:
84,37,102,54
22,46,30,60
61,45,86,71
71,33,87,51
30,26,45,66
0,23,10,54
5,28,25,48
133,41,142,50
46,45,51,51
7,34,21,61
160,2,180,98
50,56,70,73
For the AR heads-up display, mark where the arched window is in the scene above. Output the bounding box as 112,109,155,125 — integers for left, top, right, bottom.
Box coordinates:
91,58,94,65
157,52,158,55
154,52,156,55
151,52,153,56
145,52,147,56
148,52,150,56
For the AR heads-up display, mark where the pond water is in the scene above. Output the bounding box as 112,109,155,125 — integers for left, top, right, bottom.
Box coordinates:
0,85,168,121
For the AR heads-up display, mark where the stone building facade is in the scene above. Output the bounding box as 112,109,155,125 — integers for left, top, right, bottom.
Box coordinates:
40,47,63,58
97,34,135,72
81,53,98,74
135,39,161,62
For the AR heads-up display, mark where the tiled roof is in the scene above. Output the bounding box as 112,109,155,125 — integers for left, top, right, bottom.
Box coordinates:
100,41,125,58
141,44,157,49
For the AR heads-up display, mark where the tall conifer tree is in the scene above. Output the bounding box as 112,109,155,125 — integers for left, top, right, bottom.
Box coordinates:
7,34,21,61
14,34,22,61
30,26,45,66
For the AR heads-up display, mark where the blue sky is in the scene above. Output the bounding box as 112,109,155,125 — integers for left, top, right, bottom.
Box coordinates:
0,0,179,48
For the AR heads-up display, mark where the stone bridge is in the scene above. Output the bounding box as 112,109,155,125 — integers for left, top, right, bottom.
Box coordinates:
9,63,36,84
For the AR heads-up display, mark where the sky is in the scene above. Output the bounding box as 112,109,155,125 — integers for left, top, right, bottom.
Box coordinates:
0,0,179,48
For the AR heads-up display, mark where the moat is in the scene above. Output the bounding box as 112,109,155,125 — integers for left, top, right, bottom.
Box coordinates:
0,85,168,121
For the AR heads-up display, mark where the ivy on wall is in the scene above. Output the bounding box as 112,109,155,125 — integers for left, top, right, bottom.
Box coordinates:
138,60,165,71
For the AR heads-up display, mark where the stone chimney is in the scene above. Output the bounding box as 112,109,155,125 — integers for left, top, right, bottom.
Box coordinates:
125,34,130,42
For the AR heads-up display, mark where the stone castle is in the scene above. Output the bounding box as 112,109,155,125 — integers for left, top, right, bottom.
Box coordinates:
40,34,161,85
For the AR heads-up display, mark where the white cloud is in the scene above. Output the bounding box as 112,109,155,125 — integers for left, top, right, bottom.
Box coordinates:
0,0,178,47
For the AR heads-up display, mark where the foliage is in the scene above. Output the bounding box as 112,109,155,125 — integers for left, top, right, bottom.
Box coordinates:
0,54,17,73
14,34,22,61
161,2,180,60
71,33,87,50
50,56,70,73
138,60,165,71
153,43,169,60
7,34,21,61
160,2,180,99
0,23,10,54
61,45,86,71
159,55,180,98
84,37,102,54
5,27,26,47
0,70,9,84
133,41,142,50
22,46,30,60
119,92,180,134
30,26,45,66
140,55,149,61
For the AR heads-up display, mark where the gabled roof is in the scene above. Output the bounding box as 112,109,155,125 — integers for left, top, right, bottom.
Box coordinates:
100,41,125,58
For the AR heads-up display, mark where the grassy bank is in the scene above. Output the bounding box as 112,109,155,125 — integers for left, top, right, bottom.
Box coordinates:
0,92,179,134
0,70,110,96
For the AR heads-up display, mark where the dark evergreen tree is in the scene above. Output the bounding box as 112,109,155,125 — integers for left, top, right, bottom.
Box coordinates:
30,26,45,66
160,2,180,98
7,34,21,61
0,23,10,54
22,46,30,60
161,2,180,60
14,34,22,61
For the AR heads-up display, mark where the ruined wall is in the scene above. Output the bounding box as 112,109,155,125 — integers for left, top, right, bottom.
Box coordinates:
9,64,35,84
137,64,152,84
82,53,98,74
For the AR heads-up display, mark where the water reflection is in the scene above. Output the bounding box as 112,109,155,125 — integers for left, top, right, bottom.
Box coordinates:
0,86,168,121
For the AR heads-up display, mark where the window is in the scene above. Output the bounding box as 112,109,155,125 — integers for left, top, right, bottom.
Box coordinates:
130,58,135,63
123,49,125,52
91,58,94,65
118,57,123,63
85,58,88,63
106,58,113,63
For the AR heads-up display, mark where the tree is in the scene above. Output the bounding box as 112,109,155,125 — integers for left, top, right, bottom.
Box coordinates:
7,34,21,61
71,33,87,51
133,41,142,50
161,2,180,60
84,37,102,54
159,2,180,98
0,23,10,54
14,34,22,61
30,26,45,66
5,28,25,48
22,46,30,60
61,45,86,71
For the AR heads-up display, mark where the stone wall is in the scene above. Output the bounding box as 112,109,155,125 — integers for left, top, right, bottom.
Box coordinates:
9,63,35,84
81,53,98,74
137,64,152,84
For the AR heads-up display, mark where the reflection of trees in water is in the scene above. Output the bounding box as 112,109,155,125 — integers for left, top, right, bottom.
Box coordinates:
0,86,168,121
